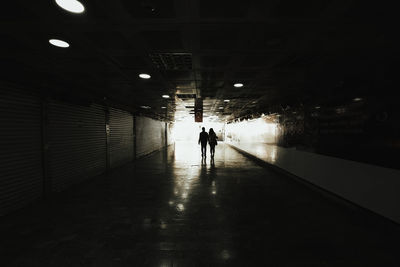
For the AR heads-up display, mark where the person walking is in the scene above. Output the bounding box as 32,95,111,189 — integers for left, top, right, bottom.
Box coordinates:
198,127,209,157
208,128,218,158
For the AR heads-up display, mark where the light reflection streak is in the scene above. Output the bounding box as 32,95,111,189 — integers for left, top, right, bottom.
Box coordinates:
169,142,204,213
177,203,184,211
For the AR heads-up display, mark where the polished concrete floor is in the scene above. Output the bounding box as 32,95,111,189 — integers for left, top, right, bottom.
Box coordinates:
1,142,400,266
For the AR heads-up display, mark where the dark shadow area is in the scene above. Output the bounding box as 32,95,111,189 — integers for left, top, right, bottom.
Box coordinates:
0,143,399,266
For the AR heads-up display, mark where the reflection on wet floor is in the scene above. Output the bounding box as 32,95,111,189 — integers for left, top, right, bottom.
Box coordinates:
0,142,400,266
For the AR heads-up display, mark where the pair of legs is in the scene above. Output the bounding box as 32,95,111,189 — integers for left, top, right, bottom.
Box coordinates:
210,144,216,157
201,142,207,157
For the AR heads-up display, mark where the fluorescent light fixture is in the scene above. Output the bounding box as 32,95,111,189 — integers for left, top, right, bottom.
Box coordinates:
315,106,321,109
224,99,230,102
140,105,151,109
218,107,224,109
353,97,362,102
139,73,151,79
234,83,243,88
161,106,166,109
55,0,85,13
49,39,70,48
162,95,170,99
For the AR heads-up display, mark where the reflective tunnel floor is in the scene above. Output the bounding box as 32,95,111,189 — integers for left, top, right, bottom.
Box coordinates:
1,142,400,266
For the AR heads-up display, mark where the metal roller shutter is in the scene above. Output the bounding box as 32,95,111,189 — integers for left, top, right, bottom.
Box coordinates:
0,87,43,215
109,108,134,168
48,101,106,192
136,116,166,157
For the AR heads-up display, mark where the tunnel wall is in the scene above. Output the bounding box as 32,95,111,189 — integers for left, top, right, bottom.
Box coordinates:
0,88,43,215
167,122,174,145
109,108,134,168
226,120,400,223
136,116,167,157
0,84,172,216
48,101,107,192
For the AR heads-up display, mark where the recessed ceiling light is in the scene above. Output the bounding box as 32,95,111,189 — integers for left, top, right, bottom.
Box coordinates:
55,0,85,13
353,97,362,102
161,106,166,109
224,99,230,102
139,73,151,79
234,83,243,88
140,105,151,109
49,39,70,48
162,95,170,99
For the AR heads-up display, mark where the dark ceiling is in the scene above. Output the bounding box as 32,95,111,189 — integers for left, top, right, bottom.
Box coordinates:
0,0,396,121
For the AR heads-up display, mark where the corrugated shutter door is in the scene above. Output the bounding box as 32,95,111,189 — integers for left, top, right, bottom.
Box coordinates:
0,88,42,215
109,108,134,168
136,116,165,157
48,101,106,192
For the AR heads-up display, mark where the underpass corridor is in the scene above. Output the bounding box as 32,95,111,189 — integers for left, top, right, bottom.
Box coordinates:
0,142,399,266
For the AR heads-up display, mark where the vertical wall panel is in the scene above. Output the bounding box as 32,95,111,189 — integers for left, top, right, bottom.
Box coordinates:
136,116,166,157
109,108,134,168
0,88,42,215
48,101,106,192
167,122,174,145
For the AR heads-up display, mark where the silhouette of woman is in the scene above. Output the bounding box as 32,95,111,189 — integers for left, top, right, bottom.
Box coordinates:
208,128,218,157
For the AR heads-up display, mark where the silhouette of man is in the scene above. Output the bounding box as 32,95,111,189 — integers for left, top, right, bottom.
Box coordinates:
198,127,209,157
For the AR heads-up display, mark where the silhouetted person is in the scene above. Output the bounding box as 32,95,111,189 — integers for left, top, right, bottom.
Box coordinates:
208,128,218,157
198,127,209,157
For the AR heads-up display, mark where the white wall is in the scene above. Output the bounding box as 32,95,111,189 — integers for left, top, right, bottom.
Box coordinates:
226,124,400,223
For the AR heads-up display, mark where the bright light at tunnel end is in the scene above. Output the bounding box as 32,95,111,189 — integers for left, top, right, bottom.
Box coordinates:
55,0,85,13
49,39,70,48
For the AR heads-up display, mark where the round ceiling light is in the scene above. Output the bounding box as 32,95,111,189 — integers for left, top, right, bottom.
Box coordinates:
49,39,70,48
139,73,151,79
234,83,244,88
55,0,85,13
162,95,170,99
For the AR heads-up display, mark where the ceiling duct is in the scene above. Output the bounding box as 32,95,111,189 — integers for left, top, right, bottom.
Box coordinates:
149,53,192,70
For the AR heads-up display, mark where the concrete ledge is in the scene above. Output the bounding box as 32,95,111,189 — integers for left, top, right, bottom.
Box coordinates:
228,143,400,225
